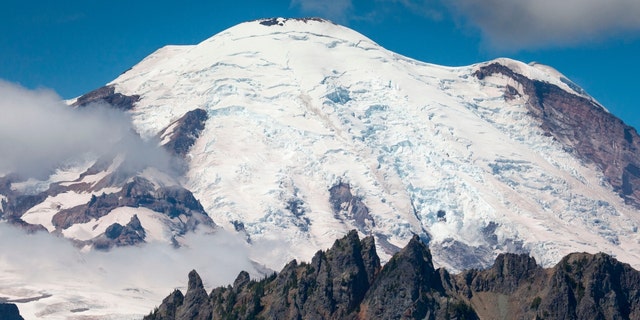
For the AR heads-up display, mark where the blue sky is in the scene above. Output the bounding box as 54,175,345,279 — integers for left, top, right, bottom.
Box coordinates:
2,0,639,129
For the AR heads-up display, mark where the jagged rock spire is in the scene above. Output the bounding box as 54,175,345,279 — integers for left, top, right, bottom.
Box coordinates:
145,230,640,320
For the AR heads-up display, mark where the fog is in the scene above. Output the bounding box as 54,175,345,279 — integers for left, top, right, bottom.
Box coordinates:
0,223,260,317
0,80,173,179
0,224,257,288
0,80,266,317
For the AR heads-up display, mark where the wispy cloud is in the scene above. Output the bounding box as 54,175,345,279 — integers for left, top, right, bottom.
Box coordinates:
0,223,258,316
290,0,640,50
0,80,172,178
290,0,354,23
443,0,640,50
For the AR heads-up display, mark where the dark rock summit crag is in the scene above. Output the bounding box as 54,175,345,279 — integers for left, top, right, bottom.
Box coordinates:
455,251,640,319
71,84,140,110
144,231,473,320
258,17,332,27
475,62,640,208
146,230,640,320
358,235,454,319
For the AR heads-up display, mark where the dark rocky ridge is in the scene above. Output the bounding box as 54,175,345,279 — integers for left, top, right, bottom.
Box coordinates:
0,175,48,220
52,176,204,229
93,214,147,249
0,145,213,248
145,230,640,319
71,85,140,110
329,182,375,233
0,303,24,320
475,63,640,208
158,108,209,158
259,17,331,27
51,176,213,248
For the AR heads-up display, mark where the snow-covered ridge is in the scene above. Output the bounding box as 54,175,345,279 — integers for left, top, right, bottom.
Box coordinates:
477,57,602,107
100,16,640,274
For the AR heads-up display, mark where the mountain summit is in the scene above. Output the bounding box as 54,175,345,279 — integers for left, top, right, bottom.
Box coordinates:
101,17,640,271
2,18,640,296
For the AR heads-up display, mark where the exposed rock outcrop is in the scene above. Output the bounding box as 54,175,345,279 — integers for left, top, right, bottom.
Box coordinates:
329,183,375,232
144,231,472,320
455,251,640,319
71,85,140,110
52,176,211,230
258,17,330,27
158,109,209,158
1,154,214,248
359,235,453,319
176,270,212,320
0,175,48,220
475,63,640,208
0,303,24,320
146,230,640,320
93,214,147,249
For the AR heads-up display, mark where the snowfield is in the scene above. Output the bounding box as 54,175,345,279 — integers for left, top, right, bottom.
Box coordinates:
3,17,640,318
112,17,640,271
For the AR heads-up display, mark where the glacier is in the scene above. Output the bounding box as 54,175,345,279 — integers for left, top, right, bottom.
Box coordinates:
105,17,640,271
2,17,640,319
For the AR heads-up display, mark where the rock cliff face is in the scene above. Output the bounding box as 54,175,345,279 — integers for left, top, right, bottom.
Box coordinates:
145,230,640,320
52,176,209,230
158,108,209,158
0,303,24,320
93,214,147,249
475,63,640,208
329,183,374,233
71,84,140,110
0,164,214,248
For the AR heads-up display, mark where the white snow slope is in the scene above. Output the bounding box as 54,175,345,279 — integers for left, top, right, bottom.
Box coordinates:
5,17,640,319
110,17,640,271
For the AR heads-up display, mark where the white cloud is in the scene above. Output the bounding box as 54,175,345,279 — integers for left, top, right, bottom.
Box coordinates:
447,0,640,49
0,223,258,317
289,0,640,50
0,80,172,178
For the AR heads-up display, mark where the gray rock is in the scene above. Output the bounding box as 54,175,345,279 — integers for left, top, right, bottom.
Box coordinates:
475,62,640,208
71,85,140,110
175,270,212,320
146,230,640,319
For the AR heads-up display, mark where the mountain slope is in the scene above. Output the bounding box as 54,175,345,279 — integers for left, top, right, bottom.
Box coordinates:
2,16,640,272
106,17,640,271
2,16,640,319
145,231,640,320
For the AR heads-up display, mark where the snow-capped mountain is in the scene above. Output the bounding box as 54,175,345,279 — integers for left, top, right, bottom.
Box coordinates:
2,17,640,318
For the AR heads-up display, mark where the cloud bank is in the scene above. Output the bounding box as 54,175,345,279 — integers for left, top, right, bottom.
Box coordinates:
0,223,258,317
448,0,640,49
0,80,172,178
290,0,640,50
290,0,353,23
